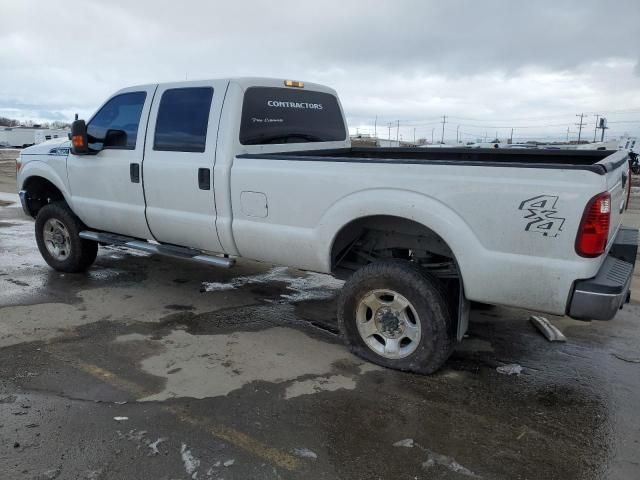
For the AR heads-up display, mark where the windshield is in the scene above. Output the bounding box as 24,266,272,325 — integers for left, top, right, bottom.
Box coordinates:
239,87,346,145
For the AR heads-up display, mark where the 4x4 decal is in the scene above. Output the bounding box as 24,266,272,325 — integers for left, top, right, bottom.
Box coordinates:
518,195,565,237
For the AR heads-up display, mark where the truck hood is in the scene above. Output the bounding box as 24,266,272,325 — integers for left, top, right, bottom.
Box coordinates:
20,137,71,156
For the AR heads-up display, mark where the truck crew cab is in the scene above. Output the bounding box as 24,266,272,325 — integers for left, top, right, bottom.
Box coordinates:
16,77,638,374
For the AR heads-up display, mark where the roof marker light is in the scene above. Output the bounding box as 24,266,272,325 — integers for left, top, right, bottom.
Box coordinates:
284,80,304,88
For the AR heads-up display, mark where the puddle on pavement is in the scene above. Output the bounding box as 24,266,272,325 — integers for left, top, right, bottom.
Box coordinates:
0,219,151,307
113,326,377,401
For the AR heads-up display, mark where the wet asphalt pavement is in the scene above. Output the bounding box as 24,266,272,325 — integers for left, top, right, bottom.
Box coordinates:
1,199,640,480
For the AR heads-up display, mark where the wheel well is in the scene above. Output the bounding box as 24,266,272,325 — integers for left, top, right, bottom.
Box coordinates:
22,176,66,217
331,215,468,340
331,215,456,273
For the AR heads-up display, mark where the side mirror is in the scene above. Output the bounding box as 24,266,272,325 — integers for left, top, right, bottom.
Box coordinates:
104,129,127,148
71,119,89,155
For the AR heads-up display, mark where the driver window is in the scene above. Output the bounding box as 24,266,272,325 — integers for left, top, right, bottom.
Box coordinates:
86,92,146,150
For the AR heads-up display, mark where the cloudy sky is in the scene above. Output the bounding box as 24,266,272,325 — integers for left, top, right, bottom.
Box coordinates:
1,0,639,142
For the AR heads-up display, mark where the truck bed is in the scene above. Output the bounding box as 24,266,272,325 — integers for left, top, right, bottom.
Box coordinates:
240,147,626,175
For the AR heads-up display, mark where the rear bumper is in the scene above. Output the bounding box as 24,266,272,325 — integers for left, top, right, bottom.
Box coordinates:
568,226,638,320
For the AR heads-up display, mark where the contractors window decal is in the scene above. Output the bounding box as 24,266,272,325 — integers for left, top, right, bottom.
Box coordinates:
240,87,346,145
266,100,324,110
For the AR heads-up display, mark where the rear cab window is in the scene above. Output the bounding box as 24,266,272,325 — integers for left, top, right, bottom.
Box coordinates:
154,87,214,153
240,87,346,145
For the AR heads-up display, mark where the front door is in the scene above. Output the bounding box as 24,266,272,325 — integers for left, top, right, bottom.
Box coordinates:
142,80,228,253
67,85,157,240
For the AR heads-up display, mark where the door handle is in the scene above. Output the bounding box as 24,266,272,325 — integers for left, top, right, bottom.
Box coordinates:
130,163,140,183
198,168,211,190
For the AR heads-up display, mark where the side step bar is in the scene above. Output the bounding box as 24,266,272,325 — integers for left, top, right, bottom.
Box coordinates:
79,230,235,269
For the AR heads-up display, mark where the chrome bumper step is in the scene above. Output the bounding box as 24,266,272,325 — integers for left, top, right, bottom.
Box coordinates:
79,230,235,269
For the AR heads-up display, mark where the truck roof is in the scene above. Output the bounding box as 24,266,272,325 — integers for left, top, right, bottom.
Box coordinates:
120,77,338,96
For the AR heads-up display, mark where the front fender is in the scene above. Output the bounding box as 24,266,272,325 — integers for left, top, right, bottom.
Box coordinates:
19,160,73,206
314,188,485,281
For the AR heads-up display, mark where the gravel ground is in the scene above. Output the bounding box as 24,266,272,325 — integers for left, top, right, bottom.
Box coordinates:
0,149,19,193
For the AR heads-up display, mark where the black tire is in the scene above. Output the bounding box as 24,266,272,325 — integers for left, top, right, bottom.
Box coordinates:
337,260,454,374
35,202,98,273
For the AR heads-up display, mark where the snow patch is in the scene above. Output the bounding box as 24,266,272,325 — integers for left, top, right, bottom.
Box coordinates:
496,364,523,375
422,449,481,478
292,447,318,459
284,374,356,399
393,438,415,448
201,266,343,302
148,437,167,456
181,443,201,478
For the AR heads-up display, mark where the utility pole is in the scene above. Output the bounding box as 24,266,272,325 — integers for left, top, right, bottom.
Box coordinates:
440,115,447,144
388,123,392,141
510,128,514,144
575,113,586,143
413,127,416,144
456,125,460,144
374,116,377,138
566,126,570,142
600,118,608,142
396,120,400,145
593,114,600,142
431,128,434,144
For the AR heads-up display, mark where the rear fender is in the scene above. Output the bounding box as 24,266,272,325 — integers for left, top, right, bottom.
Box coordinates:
316,188,482,279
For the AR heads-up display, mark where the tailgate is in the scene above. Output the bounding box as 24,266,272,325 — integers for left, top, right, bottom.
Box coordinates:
601,151,630,244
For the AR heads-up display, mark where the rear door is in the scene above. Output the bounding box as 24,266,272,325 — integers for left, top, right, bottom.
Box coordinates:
143,80,229,253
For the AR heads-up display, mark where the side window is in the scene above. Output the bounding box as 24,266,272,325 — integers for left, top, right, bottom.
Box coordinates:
86,92,146,150
153,87,213,153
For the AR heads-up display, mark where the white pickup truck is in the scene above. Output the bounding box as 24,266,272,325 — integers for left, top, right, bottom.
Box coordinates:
16,77,638,374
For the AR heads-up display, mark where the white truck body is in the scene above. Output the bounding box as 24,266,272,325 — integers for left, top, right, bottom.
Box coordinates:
16,78,637,370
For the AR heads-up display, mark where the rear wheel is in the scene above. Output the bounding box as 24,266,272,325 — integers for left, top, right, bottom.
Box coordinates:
338,260,454,374
35,202,98,272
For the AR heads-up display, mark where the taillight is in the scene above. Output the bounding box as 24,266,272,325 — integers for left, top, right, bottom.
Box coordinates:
576,192,611,257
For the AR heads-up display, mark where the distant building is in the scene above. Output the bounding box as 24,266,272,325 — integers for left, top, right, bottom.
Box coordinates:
350,134,418,148
0,126,69,148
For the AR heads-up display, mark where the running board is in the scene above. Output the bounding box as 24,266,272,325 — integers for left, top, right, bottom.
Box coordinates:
79,230,235,269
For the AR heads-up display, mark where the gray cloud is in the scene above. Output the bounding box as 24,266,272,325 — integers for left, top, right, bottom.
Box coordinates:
1,0,638,141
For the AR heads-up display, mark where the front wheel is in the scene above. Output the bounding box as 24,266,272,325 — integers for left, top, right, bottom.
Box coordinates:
35,202,98,272
337,260,454,374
